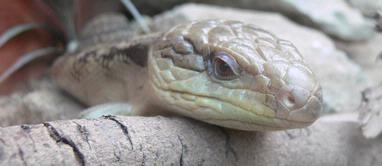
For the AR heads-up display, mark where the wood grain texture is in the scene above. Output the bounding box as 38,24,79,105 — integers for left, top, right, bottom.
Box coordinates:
0,115,380,165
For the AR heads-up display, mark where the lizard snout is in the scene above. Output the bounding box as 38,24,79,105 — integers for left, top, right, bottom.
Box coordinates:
275,65,322,123
287,85,322,123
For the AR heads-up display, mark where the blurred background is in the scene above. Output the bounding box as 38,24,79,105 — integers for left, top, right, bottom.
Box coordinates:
0,0,381,136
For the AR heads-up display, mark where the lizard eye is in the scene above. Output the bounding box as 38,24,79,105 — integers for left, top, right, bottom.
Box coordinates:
212,52,240,80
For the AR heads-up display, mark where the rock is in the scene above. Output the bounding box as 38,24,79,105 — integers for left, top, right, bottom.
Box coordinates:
22,89,83,121
195,0,375,41
108,0,377,41
79,12,139,48
132,0,188,16
335,34,382,85
277,0,375,41
0,80,83,127
363,65,382,87
0,93,26,126
108,0,375,41
336,34,382,67
376,13,382,32
150,3,370,113
346,0,382,16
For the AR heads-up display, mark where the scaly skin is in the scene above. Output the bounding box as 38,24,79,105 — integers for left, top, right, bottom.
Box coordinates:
52,19,323,131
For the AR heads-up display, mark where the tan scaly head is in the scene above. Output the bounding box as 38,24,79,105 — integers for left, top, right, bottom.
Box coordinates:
148,20,323,131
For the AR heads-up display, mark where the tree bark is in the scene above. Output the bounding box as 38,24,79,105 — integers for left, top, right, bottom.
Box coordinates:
0,114,380,166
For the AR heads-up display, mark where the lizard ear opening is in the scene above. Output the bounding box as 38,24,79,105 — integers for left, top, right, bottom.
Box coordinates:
121,43,150,67
109,33,162,67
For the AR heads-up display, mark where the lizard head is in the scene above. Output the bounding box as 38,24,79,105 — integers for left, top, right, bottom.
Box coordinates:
148,19,322,131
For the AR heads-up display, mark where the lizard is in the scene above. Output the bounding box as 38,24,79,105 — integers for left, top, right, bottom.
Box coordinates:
51,16,323,131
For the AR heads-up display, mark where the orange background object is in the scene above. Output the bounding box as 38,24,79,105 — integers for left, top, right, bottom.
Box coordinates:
0,0,61,94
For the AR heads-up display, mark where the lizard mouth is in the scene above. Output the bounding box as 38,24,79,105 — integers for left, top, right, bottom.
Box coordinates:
150,79,316,131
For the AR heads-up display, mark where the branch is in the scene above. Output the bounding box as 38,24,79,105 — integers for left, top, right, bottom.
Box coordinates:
0,115,380,165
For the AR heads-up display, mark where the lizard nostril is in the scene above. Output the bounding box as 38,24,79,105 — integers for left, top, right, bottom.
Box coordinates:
282,93,296,108
279,87,310,110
